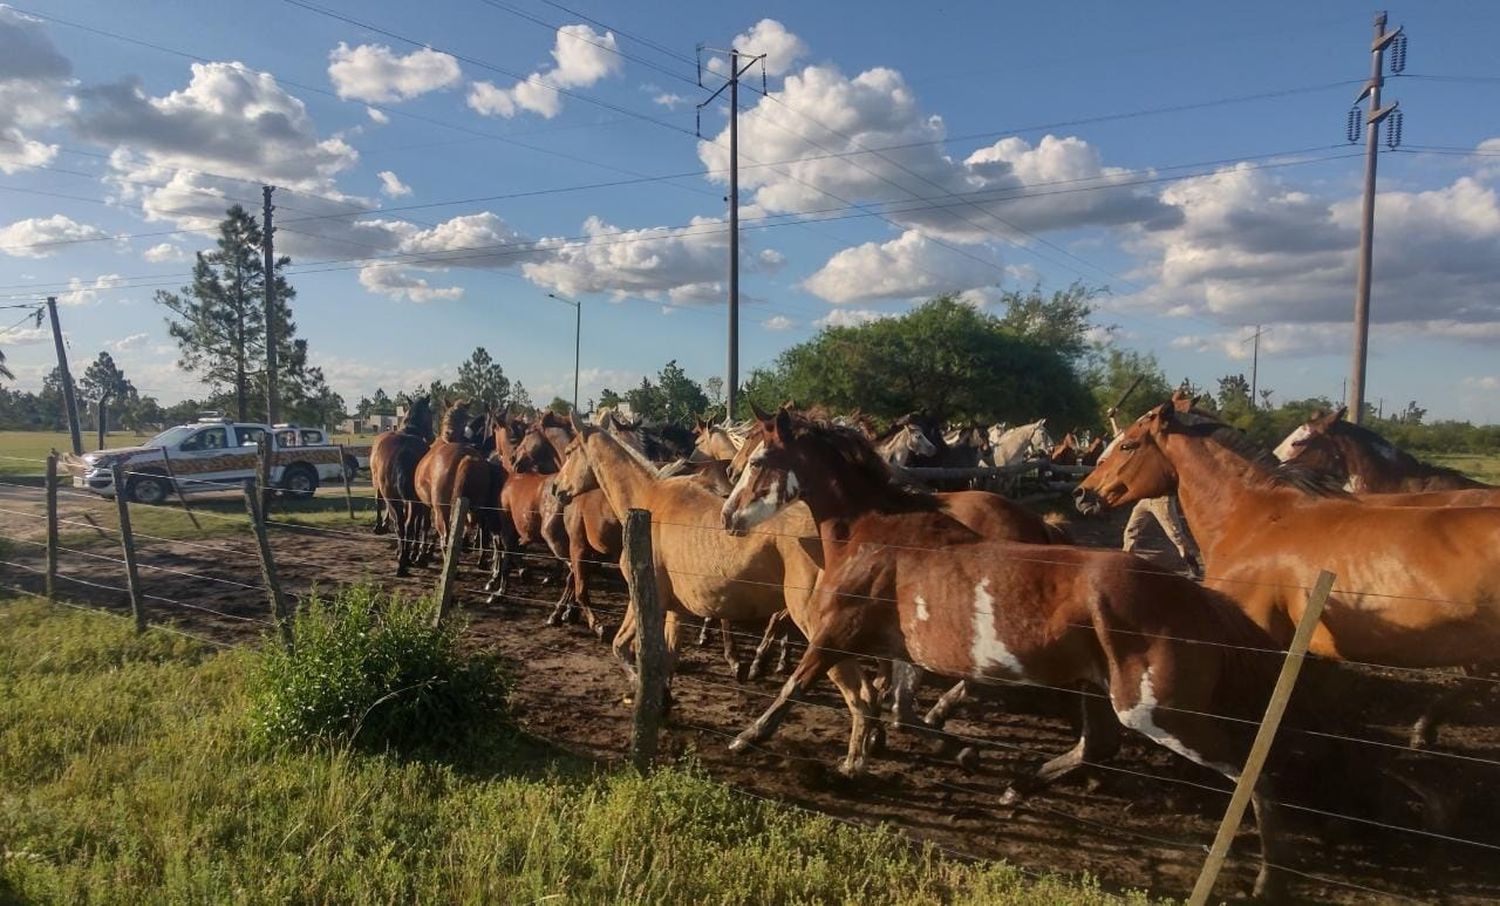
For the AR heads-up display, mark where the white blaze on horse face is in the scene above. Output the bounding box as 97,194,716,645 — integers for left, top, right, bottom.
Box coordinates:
915,595,930,622
1115,668,1239,779
1272,425,1311,461
723,447,793,531
969,578,1026,677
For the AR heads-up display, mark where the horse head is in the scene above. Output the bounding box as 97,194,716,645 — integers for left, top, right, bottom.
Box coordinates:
1075,403,1180,514
722,402,801,535
552,417,600,504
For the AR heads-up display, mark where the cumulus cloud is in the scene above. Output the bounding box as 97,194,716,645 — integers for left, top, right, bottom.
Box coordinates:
142,242,186,262
0,7,73,173
1121,160,1500,340
815,308,892,328
111,331,150,352
521,215,726,298
467,24,622,119
358,266,463,303
377,170,411,198
698,60,1171,244
761,314,796,331
0,325,49,346
0,215,108,257
803,229,1000,303
652,92,686,109
327,43,460,103
708,20,808,77
58,273,126,306
366,106,389,124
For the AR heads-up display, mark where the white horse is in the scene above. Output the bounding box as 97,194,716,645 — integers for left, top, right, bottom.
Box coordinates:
875,422,936,467
986,418,1052,467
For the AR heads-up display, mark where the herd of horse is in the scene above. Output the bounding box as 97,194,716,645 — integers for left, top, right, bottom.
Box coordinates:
366,394,1499,900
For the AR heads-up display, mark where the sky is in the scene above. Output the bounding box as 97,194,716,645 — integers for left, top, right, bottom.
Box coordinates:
1,1,1499,422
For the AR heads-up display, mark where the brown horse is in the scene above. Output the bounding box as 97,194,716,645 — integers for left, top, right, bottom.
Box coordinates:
1274,408,1491,493
369,396,434,576
414,402,503,569
1079,435,1106,467
1048,432,1080,466
1077,403,1500,749
722,405,1289,899
691,418,743,462
552,419,832,692
540,485,621,635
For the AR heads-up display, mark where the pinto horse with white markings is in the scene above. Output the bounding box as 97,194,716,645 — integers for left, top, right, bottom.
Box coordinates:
1274,407,1491,493
721,405,1290,900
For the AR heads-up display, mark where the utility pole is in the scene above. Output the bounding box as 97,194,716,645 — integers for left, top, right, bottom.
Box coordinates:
1242,325,1266,409
46,296,82,455
263,185,280,426
698,46,765,421
547,292,582,414
1346,11,1404,424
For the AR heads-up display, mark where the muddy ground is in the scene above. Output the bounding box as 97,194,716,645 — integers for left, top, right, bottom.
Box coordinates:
3,482,1499,904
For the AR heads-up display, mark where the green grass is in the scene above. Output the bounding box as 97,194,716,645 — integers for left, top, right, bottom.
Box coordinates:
0,597,1143,906
0,431,143,477
1427,452,1500,485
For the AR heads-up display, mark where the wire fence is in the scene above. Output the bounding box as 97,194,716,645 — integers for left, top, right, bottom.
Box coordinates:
2,448,1497,902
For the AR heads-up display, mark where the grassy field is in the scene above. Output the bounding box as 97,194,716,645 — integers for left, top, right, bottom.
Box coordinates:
1427,453,1500,485
0,431,143,477
0,597,1138,905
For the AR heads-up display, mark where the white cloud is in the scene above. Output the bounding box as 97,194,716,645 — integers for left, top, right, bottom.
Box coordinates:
327,43,461,103
814,308,892,328
110,332,150,352
142,242,186,262
1463,376,1500,391
0,7,73,174
358,266,463,303
521,215,726,298
366,106,390,124
708,20,808,78
761,315,796,331
467,24,622,119
377,170,411,198
0,325,49,346
802,229,1000,303
1121,160,1500,339
652,92,686,109
58,274,126,306
0,215,108,258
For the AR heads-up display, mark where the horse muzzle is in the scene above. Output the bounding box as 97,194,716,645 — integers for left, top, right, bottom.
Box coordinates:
1073,486,1104,516
720,502,747,537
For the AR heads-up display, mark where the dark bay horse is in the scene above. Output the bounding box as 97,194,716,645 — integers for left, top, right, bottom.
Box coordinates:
721,405,1289,899
369,396,433,576
1274,408,1491,493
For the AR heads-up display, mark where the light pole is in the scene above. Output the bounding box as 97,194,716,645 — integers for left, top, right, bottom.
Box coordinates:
547,292,582,414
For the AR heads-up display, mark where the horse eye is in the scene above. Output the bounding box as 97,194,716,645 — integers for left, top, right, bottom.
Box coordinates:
1119,440,1140,452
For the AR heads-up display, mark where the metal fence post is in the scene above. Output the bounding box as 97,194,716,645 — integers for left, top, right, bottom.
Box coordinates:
625,508,667,772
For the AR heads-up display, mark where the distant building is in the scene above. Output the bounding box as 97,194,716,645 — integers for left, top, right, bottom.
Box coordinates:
338,414,399,434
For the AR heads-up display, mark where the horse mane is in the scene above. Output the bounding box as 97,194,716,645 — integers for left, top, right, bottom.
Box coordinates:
439,403,471,443
1171,414,1350,498
1325,419,1474,481
782,414,939,511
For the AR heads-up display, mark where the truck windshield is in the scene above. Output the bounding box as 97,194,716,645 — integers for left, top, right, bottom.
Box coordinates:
146,426,196,448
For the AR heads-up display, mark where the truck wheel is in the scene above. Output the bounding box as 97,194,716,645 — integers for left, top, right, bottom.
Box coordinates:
342,455,358,483
129,474,170,505
282,464,319,499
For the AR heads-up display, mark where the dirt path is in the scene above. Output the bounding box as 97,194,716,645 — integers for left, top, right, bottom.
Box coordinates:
3,490,1498,903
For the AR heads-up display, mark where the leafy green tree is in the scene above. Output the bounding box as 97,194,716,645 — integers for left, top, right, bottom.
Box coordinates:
996,282,1102,362
156,205,299,422
0,347,12,383
79,351,137,433
1087,347,1172,424
510,380,532,413
597,387,623,410
624,376,665,421
751,295,1095,427
451,347,510,411
546,396,573,415
1217,374,1253,413
655,360,709,422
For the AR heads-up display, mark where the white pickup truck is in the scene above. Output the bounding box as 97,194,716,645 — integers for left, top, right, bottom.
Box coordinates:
71,417,356,504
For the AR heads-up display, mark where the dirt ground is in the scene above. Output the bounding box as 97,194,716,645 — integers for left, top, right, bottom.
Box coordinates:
4,484,1500,904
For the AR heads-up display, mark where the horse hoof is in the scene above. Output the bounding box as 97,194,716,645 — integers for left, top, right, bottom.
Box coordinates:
732,661,749,683
746,663,765,683
1409,719,1437,750
545,611,564,627
728,733,753,754
864,725,887,756
998,785,1026,806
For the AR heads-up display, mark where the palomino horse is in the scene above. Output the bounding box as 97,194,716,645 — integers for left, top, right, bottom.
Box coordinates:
691,417,744,462
1274,407,1492,493
551,420,831,692
986,418,1052,467
722,405,1289,900
369,396,433,576
1076,403,1500,745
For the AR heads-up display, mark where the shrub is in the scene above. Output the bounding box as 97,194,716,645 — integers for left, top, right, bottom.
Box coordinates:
247,585,505,751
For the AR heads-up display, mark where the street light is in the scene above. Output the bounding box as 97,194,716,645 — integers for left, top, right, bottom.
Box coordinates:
546,292,581,414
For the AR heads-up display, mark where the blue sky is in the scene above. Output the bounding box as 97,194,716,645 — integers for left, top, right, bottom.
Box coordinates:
2,1,1499,421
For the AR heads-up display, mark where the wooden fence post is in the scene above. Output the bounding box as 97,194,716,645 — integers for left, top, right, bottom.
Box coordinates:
338,443,355,519
431,497,470,627
244,480,293,651
157,446,201,532
1187,569,1337,906
110,464,146,633
44,450,58,600
624,508,667,773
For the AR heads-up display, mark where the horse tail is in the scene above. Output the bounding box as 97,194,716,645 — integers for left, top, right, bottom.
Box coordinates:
1041,511,1074,545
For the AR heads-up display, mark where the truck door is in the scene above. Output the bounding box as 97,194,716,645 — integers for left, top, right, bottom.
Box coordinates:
174,426,238,492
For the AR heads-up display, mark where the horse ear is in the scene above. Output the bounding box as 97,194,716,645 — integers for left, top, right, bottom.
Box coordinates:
1150,402,1177,430
569,412,583,434
749,399,771,421
694,416,706,431
773,405,793,440
1310,408,1343,432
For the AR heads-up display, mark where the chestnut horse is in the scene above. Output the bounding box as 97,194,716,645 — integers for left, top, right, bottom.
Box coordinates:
369,396,433,576
414,402,503,570
1079,435,1106,467
1274,407,1491,493
1077,403,1500,744
722,406,1288,900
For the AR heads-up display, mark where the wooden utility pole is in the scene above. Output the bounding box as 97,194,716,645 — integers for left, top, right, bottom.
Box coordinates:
1347,12,1404,425
1243,325,1266,409
697,48,764,421
46,296,82,455
263,185,281,426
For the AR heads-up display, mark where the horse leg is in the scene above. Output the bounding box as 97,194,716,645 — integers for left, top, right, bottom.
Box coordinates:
391,499,410,577
696,616,712,646
1002,688,1120,804
611,600,639,687
923,679,970,729
747,610,790,681
888,660,924,729
721,619,745,681
1410,676,1480,749
373,490,389,534
828,657,880,777
774,628,796,676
